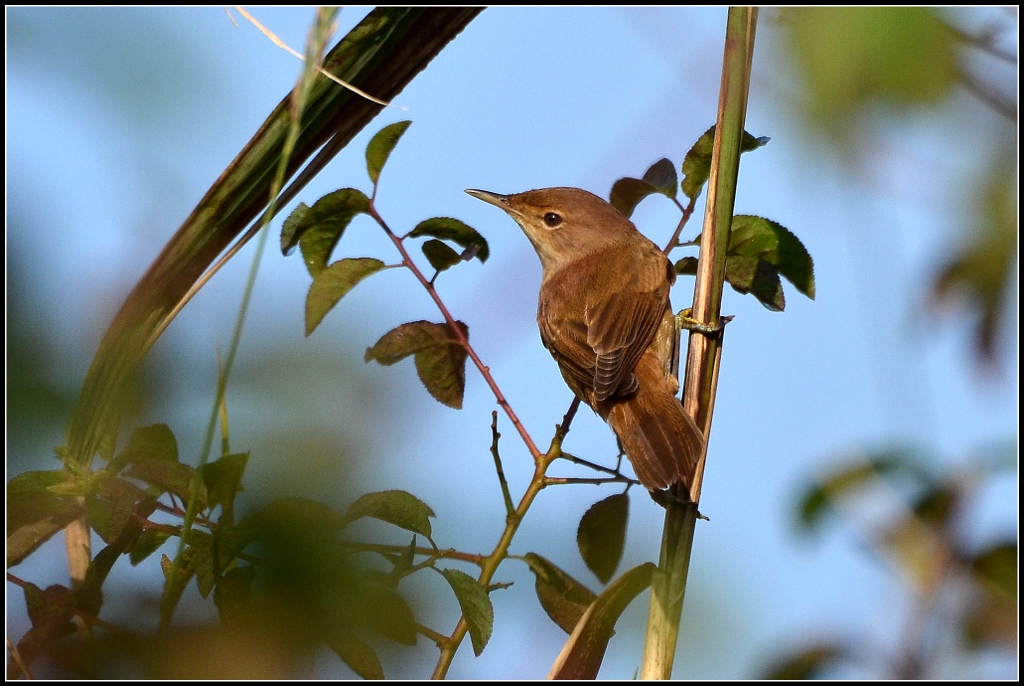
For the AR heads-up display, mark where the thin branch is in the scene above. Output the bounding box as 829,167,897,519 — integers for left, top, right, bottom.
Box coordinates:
662,193,700,254
489,411,517,518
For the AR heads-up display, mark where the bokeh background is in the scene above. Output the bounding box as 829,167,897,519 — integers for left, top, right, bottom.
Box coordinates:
7,7,1017,679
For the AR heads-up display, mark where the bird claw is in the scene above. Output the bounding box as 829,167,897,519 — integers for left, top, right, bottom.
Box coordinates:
675,308,734,337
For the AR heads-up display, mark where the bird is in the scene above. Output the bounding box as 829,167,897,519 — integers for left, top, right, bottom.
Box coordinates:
466,187,704,492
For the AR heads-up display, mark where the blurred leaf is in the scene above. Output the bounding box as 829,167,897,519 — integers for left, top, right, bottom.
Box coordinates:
214,564,256,626
365,320,470,409
760,642,845,679
796,449,934,534
681,125,769,200
366,120,412,186
358,579,419,646
421,239,462,272
129,529,171,566
577,492,629,584
547,562,655,679
7,471,84,567
730,215,815,300
199,452,249,515
160,549,198,627
110,423,178,472
328,630,385,680
409,217,489,263
343,489,435,538
931,154,1017,364
524,552,597,634
784,8,957,134
881,516,945,591
85,485,139,544
10,583,77,679
963,541,1018,649
283,188,371,276
305,257,386,336
441,568,493,656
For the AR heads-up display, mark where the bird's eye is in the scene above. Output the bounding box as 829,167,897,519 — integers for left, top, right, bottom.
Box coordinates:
543,212,563,228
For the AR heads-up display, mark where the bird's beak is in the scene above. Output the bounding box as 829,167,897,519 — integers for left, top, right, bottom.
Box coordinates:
465,189,510,211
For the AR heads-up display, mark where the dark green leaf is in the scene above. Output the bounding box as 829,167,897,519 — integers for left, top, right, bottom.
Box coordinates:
642,158,678,199
124,459,207,511
344,490,435,538
421,239,462,273
129,529,171,566
760,643,845,679
282,188,371,276
577,493,629,584
214,564,255,625
409,217,489,263
971,542,1017,601
608,177,661,218
365,320,469,409
441,568,494,656
305,257,386,336
160,549,198,627
674,256,698,276
730,215,815,300
366,120,412,186
328,630,385,680
725,255,786,311
85,490,137,544
524,553,597,634
110,423,178,472
359,580,419,645
199,452,249,514
7,481,85,567
548,562,655,679
681,125,769,200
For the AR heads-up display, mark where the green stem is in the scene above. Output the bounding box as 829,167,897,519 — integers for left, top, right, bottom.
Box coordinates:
640,7,758,679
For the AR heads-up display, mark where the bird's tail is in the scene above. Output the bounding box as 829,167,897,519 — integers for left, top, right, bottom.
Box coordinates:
603,356,703,493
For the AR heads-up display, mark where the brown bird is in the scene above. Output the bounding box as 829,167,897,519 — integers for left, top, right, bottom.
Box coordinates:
466,187,704,492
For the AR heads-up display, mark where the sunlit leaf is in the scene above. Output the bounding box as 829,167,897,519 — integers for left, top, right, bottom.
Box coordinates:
681,125,769,200
547,562,655,679
524,552,597,634
305,257,386,336
365,320,470,409
366,120,412,186
577,493,629,584
730,215,815,300
441,568,494,656
343,489,435,538
409,218,489,263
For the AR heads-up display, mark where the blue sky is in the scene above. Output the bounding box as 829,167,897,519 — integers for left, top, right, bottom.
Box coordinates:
7,7,1017,679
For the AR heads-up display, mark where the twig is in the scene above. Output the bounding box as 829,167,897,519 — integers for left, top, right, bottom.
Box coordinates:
489,411,517,518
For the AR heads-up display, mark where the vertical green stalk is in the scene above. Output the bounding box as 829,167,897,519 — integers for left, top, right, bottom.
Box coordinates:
640,7,758,679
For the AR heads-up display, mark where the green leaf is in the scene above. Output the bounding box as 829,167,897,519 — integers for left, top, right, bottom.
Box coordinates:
971,542,1017,601
366,120,412,186
524,553,597,634
674,256,698,276
725,255,786,311
421,239,462,273
124,459,207,511
547,562,655,679
642,158,678,199
23,582,76,634
199,452,249,515
328,630,385,680
409,217,489,263
214,564,255,625
440,568,494,656
7,471,85,567
343,490,435,538
681,125,769,200
795,449,933,534
577,493,629,584
129,529,171,566
281,188,371,276
305,257,386,336
365,320,470,409
730,215,815,300
85,490,137,544
110,423,178,472
608,177,661,218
